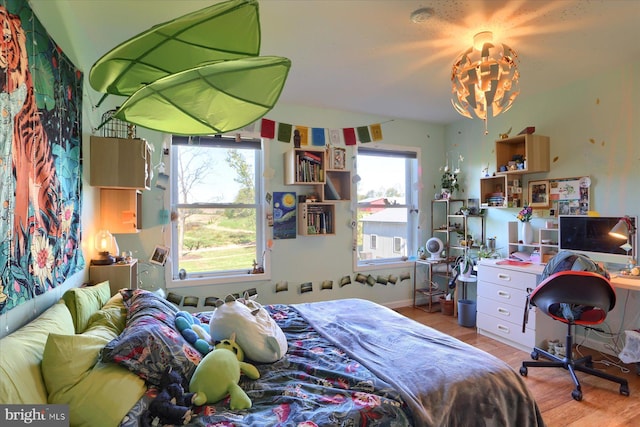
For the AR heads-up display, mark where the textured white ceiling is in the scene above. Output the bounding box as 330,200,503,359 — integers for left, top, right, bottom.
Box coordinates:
30,0,640,124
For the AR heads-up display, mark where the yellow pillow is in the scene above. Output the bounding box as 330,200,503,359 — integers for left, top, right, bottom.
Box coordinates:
62,281,111,333
41,333,145,427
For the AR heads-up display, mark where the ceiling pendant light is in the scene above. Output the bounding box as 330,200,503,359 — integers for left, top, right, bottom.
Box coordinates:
451,31,520,134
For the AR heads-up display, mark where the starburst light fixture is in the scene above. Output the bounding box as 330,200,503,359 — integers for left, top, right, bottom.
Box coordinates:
451,31,520,134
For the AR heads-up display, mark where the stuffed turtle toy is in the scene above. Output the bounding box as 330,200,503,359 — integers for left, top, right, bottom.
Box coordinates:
189,334,260,410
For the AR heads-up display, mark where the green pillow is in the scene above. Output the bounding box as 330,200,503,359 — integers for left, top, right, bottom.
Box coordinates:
62,281,111,333
42,333,145,427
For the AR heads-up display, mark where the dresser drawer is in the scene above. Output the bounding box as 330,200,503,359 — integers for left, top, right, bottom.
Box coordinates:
478,264,538,291
478,280,530,308
477,295,535,324
477,311,535,349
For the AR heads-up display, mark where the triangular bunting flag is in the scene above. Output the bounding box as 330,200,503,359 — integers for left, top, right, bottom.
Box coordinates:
343,128,357,146
278,122,293,143
357,126,371,143
370,123,383,141
312,128,326,146
295,126,309,146
261,118,275,139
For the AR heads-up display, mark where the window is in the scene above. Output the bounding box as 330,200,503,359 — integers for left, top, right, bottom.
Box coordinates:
356,146,419,267
393,236,403,253
169,136,265,283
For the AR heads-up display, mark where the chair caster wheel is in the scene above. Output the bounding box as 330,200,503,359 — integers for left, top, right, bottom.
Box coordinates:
520,366,528,377
572,389,582,401
620,384,630,396
530,351,539,360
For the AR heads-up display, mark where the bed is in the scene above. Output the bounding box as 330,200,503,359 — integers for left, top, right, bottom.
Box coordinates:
111,290,544,426
0,286,545,426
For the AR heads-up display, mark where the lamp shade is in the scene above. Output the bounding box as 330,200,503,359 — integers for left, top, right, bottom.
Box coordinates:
609,218,631,240
451,31,520,127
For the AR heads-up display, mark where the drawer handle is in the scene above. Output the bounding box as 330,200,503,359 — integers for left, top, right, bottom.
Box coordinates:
497,307,510,316
497,324,510,333
497,290,511,299
497,273,511,281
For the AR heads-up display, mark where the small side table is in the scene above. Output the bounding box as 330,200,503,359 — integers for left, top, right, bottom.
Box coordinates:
89,259,138,296
454,275,477,317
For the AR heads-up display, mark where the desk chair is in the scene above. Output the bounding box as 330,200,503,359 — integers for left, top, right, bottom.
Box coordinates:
519,270,630,401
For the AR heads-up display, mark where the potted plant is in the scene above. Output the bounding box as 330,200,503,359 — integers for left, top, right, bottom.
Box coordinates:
454,252,474,278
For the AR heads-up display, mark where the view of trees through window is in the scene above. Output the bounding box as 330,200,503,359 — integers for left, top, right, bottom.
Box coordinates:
171,138,262,277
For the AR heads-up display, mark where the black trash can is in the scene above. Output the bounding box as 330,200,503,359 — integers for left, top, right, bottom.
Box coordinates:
458,299,476,328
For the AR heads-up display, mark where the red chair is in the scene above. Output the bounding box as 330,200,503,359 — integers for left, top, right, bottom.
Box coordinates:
519,270,630,401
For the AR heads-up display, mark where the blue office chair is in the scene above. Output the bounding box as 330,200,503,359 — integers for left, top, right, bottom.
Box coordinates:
519,270,630,401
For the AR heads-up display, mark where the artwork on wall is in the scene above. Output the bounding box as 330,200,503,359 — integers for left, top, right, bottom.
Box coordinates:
272,192,296,239
549,176,590,216
0,1,84,314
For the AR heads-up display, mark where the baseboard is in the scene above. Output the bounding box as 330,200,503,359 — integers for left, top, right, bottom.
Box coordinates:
384,299,413,309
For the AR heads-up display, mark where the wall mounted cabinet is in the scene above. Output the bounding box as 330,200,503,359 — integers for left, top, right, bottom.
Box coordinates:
495,134,550,175
90,136,151,234
90,136,151,189
298,202,335,236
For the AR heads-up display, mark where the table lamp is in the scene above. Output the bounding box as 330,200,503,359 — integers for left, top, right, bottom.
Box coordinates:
609,216,636,270
93,229,119,265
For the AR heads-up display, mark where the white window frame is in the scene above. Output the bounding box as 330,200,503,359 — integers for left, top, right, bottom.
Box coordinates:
354,144,420,271
166,135,269,288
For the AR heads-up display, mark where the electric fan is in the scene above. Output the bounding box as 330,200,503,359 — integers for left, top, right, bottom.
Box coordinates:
425,237,444,260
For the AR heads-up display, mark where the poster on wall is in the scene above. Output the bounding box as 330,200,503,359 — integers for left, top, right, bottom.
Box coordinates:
273,192,297,239
0,1,84,314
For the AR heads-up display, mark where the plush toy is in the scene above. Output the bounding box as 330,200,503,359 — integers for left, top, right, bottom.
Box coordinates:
209,294,287,363
175,311,212,355
143,368,198,427
189,334,260,410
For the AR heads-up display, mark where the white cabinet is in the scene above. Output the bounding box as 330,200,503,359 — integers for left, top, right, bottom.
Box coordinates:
477,261,565,352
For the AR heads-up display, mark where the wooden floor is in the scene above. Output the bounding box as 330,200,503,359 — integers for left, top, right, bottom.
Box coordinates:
396,306,640,427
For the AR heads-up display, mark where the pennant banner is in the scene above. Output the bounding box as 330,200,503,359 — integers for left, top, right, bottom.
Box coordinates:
250,118,388,146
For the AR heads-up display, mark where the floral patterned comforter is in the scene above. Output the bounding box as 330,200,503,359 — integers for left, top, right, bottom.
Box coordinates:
120,298,544,427
121,302,413,426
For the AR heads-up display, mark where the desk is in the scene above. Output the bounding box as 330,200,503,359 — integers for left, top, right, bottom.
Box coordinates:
610,274,640,291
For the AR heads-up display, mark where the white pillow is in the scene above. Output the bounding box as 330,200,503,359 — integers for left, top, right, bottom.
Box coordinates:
209,298,287,363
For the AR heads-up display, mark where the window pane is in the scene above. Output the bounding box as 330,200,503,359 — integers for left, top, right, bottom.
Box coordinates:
171,139,262,278
175,145,255,204
176,207,256,274
356,150,414,263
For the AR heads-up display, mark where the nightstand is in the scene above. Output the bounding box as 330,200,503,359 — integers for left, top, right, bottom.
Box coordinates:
89,259,138,296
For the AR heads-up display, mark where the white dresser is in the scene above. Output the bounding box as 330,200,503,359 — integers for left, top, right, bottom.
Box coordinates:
477,260,566,352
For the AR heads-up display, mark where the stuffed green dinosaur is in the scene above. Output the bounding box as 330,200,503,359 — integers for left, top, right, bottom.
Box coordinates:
189,334,260,410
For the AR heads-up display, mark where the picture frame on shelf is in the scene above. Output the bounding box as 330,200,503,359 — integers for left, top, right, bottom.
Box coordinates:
330,146,346,169
528,179,550,208
150,245,170,265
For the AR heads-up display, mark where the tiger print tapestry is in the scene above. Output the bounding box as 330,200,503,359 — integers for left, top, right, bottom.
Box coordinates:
0,1,84,314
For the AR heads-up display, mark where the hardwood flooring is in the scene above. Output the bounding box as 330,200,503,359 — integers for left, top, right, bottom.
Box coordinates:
395,306,640,427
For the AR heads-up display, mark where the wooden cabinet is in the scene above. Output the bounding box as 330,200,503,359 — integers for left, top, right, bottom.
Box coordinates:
90,136,151,189
284,148,351,236
99,188,142,234
495,134,550,175
90,136,151,234
89,259,138,296
477,261,565,352
298,202,335,236
480,175,523,208
284,148,351,202
507,221,558,263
